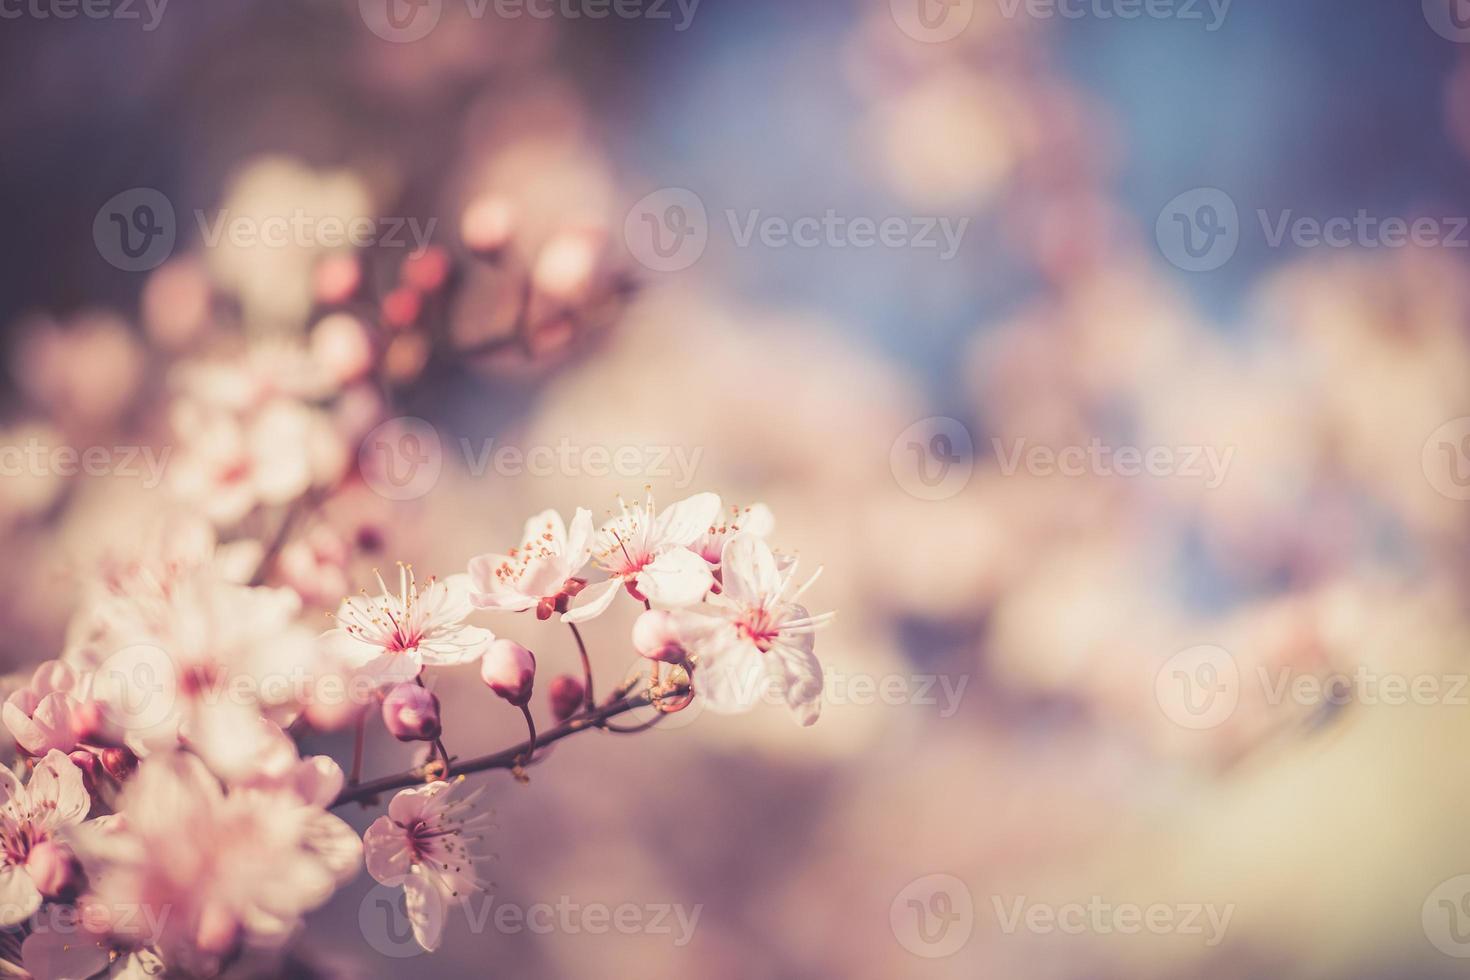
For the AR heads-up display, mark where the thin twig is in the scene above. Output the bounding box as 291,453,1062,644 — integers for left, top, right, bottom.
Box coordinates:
330,684,684,809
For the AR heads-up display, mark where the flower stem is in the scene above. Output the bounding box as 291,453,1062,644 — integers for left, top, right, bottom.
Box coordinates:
567,621,595,710
518,704,537,766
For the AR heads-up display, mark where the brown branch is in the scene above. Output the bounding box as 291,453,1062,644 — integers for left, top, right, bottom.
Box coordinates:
330,684,683,809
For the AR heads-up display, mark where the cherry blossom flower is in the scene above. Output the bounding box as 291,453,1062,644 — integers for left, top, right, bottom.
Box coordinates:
19,900,165,980
0,750,91,926
692,502,774,565
168,396,343,527
73,752,359,974
82,569,322,779
562,491,722,623
672,534,832,727
323,565,493,687
363,778,491,952
2,661,101,756
467,507,594,619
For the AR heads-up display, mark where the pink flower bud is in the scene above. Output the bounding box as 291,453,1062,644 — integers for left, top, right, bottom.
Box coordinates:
68,750,99,785
381,287,422,331
99,746,137,781
310,313,375,385
547,674,585,722
194,899,240,957
313,253,363,306
401,246,453,294
381,684,442,742
26,841,85,901
632,610,687,664
461,196,515,258
532,227,604,303
481,640,536,706
70,701,105,743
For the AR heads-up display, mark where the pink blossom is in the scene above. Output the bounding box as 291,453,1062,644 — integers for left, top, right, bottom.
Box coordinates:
562,491,722,623
467,507,593,619
0,751,91,926
363,779,490,952
74,752,359,973
671,534,832,726
2,661,101,756
323,565,493,687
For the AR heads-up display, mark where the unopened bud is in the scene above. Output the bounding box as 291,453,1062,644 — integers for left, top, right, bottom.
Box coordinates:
632,610,687,664
310,313,374,385
481,640,536,707
461,196,515,258
401,245,453,294
381,684,442,742
547,675,585,722
381,287,422,331
313,253,363,306
99,746,137,781
26,841,85,901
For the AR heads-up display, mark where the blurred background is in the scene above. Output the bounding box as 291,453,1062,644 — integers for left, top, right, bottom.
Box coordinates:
4,0,1470,977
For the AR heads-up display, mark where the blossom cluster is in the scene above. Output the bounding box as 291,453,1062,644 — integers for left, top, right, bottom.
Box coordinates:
0,487,829,975
0,185,830,976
